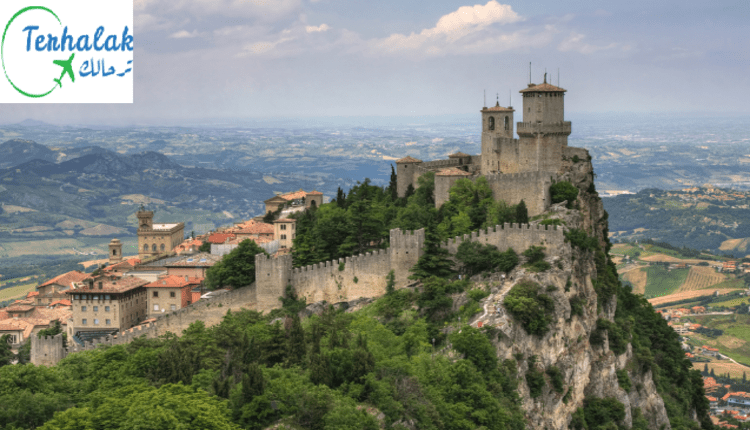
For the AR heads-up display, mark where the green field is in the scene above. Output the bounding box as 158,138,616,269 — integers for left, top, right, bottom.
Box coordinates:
643,266,689,298
710,297,750,308
692,314,750,365
0,282,36,301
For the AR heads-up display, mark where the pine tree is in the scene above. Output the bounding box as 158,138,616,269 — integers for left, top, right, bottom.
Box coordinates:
743,371,747,382
703,363,709,376
241,362,265,404
336,187,347,208
388,165,398,201
286,315,306,366
516,199,529,224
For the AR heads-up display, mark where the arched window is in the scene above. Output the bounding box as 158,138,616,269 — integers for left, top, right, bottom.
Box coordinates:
488,116,495,130
160,244,165,251
112,249,117,256
504,116,509,130
152,244,157,252
143,244,148,251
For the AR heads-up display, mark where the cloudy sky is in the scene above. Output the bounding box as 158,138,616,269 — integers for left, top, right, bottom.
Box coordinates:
1,0,748,125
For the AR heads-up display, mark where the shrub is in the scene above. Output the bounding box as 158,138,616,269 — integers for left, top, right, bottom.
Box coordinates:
526,359,546,398
496,248,519,273
565,229,599,251
503,280,555,335
467,288,489,302
353,276,358,283
523,246,550,272
616,369,631,392
550,181,579,208
572,155,580,163
539,218,564,226
546,366,565,393
569,296,585,318
338,262,345,271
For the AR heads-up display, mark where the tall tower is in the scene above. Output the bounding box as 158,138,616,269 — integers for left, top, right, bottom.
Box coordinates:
480,101,514,175
109,238,123,264
136,205,154,231
517,74,571,173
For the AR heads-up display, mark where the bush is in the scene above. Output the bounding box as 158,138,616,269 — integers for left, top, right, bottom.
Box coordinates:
616,369,631,392
550,181,579,208
569,296,585,318
503,280,555,335
523,246,550,272
467,288,489,302
526,358,546,398
565,229,599,251
546,366,565,393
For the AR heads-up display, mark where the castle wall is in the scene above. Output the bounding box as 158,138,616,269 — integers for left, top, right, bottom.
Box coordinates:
396,163,420,198
522,92,565,124
434,175,466,207
441,223,566,256
389,228,425,286
255,254,292,312
484,171,555,217
31,333,65,366
420,159,460,170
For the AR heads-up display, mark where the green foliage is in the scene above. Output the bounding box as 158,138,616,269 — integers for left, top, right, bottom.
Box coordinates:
525,360,546,398
546,366,565,394
353,276,358,283
205,239,268,290
385,270,396,295
199,241,212,253
503,280,555,335
467,287,489,302
455,241,518,277
539,218,564,226
590,318,629,355
451,326,498,374
569,296,585,318
515,200,529,224
565,228,600,251
550,181,579,208
0,334,12,367
417,277,466,322
522,245,551,272
338,261,345,271
616,369,631,392
574,397,626,430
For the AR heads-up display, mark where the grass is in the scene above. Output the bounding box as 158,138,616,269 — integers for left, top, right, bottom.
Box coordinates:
691,314,750,365
0,282,37,301
710,297,750,308
711,278,745,291
643,266,689,298
692,361,750,379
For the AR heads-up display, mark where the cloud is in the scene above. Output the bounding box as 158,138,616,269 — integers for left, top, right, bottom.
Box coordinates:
169,29,201,38
367,1,559,57
557,32,616,54
306,23,330,33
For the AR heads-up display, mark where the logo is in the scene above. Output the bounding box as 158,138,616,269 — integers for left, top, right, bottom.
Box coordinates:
0,1,133,103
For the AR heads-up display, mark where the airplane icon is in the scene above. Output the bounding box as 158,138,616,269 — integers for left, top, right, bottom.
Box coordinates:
53,53,75,88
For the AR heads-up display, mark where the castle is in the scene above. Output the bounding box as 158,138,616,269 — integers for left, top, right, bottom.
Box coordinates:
396,75,586,216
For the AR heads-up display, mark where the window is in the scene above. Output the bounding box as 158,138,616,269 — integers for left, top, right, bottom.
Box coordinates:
112,249,117,256
93,306,98,312
504,116,509,130
94,319,99,325
170,291,176,298
488,116,495,130
170,304,176,311
105,294,110,300
153,304,159,311
81,306,87,311
93,295,99,300
152,244,157,252
160,244,165,251
281,234,286,240
105,306,110,312
280,224,286,230
74,294,80,300
153,291,158,297
82,318,87,325
106,319,111,325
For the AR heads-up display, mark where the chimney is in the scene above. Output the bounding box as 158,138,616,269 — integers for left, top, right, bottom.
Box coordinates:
185,275,188,282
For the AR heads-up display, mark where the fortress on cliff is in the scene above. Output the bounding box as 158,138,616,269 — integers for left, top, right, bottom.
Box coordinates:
396,75,586,216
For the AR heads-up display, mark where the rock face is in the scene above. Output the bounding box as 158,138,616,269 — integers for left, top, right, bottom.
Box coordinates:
468,153,672,430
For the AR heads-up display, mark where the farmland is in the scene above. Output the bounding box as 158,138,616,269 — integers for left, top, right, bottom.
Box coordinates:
692,361,750,379
643,265,689,298
681,266,727,291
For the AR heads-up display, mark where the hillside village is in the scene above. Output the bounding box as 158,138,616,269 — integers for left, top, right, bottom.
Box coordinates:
0,188,324,358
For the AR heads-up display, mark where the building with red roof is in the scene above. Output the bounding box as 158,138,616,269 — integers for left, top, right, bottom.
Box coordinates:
263,189,324,214
37,270,89,295
145,275,202,317
66,276,149,334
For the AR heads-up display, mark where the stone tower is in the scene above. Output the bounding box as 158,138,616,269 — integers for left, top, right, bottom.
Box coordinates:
109,238,123,264
136,206,154,231
395,156,423,198
516,75,571,173
480,101,515,175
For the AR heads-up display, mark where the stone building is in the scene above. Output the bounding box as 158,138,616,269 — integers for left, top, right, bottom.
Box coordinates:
136,207,185,259
273,218,296,249
164,253,220,278
144,275,202,317
263,189,324,214
36,270,89,296
67,276,148,337
396,76,580,217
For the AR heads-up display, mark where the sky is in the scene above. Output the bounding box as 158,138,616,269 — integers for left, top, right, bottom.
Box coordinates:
0,0,748,125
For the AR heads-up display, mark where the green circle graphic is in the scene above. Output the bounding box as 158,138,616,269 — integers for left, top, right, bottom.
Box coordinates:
2,6,61,98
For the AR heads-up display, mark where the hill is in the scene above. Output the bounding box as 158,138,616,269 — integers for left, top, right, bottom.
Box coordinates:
604,186,750,257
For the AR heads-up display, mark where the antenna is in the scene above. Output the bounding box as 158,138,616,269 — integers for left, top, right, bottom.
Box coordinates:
558,68,560,86
508,89,511,107
529,62,531,84
484,90,486,108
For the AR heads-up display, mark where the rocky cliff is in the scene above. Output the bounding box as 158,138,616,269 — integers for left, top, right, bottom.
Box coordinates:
464,152,686,430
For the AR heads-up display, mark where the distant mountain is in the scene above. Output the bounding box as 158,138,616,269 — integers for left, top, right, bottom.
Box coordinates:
15,119,55,127
0,139,58,168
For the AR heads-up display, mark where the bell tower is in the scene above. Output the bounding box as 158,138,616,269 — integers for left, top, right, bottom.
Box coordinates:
480,97,515,175
109,238,123,264
136,205,153,232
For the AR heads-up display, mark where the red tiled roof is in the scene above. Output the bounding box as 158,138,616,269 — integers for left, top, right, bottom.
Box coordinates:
233,222,274,234
145,275,203,289
38,270,89,289
280,190,307,201
482,103,514,112
49,299,72,307
519,82,567,93
26,291,39,298
0,311,8,321
395,156,422,163
307,190,323,195
6,305,33,312
66,276,148,294
164,253,220,267
104,258,140,272
207,233,235,244
274,218,296,223
436,167,472,176
706,396,718,402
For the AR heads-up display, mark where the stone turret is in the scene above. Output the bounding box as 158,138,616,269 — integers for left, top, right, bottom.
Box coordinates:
109,238,123,264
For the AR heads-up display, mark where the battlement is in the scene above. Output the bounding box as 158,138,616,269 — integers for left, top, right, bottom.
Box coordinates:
390,228,425,249
484,170,555,182
441,222,566,255
31,333,66,366
420,158,461,170
516,121,571,136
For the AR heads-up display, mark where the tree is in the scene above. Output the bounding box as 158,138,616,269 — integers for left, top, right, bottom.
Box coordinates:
335,187,347,208
388,164,398,201
550,181,579,208
515,199,528,224
205,239,268,289
0,334,12,367
199,241,212,253
286,315,306,366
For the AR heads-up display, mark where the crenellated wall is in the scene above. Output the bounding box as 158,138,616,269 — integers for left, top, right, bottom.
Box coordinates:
255,253,293,313
31,334,66,366
440,222,566,255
